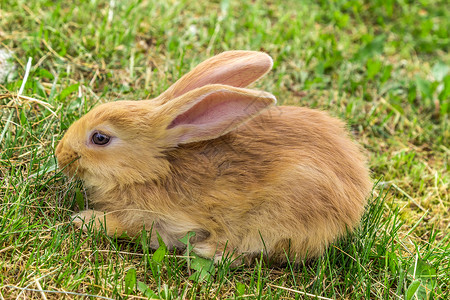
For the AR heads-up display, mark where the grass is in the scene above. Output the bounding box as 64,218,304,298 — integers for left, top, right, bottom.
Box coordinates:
0,0,448,298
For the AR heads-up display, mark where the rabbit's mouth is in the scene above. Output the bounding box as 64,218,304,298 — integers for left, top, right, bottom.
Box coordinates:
57,154,82,178
55,147,81,178
55,135,83,178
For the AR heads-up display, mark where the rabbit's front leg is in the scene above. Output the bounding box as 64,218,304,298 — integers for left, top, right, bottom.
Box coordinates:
72,209,129,236
193,241,246,267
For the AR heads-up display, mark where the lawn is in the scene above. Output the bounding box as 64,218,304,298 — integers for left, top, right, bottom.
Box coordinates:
0,0,448,299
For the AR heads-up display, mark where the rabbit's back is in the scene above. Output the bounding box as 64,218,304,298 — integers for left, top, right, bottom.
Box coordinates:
165,106,371,261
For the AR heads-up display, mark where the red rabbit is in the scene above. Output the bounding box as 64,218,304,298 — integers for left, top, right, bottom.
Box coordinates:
56,51,372,264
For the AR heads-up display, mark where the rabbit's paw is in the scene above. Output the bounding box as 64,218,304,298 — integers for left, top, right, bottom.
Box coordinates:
71,209,124,236
71,209,97,231
194,242,244,267
214,251,246,267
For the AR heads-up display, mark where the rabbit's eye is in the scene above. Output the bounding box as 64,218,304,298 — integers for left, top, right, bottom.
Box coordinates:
91,132,111,146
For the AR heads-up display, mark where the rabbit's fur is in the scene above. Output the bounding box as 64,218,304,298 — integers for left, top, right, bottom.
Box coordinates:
56,51,372,264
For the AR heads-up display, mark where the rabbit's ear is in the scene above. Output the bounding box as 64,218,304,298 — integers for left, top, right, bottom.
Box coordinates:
156,51,273,104
158,85,276,145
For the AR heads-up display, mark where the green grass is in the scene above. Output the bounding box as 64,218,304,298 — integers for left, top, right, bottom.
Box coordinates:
0,0,448,298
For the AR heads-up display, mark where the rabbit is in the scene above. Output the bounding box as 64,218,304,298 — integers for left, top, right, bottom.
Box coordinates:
56,50,372,265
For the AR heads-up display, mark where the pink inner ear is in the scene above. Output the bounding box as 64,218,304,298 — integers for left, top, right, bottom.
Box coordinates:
166,90,274,144
168,93,250,128
167,87,276,144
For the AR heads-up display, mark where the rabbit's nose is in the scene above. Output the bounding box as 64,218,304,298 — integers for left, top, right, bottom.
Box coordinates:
55,141,78,168
57,150,80,177
55,136,69,157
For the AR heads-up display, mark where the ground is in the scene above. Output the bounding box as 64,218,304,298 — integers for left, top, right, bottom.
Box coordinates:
0,0,448,299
